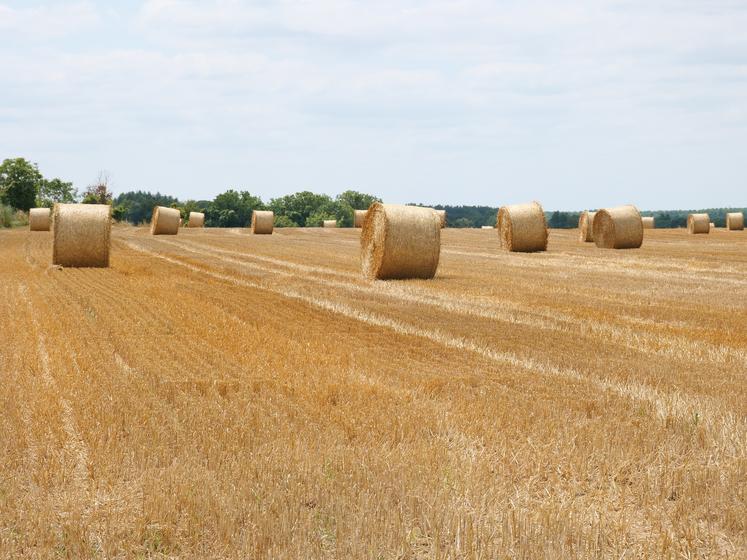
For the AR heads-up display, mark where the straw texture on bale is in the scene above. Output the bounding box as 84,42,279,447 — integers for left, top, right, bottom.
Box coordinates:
251,210,274,234
642,216,655,229
726,212,744,231
29,208,51,231
323,220,337,228
498,201,548,252
592,205,643,249
354,210,367,228
151,206,181,235
361,203,440,280
578,211,596,242
188,212,205,228
434,210,446,228
52,203,111,267
687,213,710,234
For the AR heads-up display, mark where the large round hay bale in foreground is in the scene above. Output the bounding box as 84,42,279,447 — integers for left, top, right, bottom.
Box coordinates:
497,201,548,252
29,208,51,231
578,211,596,242
434,209,446,228
323,220,337,228
726,212,744,231
52,204,111,267
252,210,274,234
641,216,655,229
361,203,440,280
354,210,367,228
687,213,710,234
188,212,205,228
151,206,180,235
593,205,643,249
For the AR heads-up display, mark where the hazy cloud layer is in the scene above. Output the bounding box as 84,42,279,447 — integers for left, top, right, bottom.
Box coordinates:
1,0,746,208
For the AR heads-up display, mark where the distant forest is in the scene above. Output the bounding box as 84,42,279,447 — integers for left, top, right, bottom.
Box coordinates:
113,189,746,229
1,157,743,228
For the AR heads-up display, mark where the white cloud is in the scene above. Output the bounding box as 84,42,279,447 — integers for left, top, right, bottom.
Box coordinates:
0,2,100,37
0,0,746,207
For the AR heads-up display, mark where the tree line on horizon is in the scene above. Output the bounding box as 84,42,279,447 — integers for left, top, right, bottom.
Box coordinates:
1,157,745,228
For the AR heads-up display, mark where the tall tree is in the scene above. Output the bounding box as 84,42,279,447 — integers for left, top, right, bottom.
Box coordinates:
269,191,334,227
206,190,264,227
0,158,43,211
38,178,77,207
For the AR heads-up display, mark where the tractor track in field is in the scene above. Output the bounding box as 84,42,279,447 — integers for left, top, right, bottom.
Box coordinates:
122,238,747,457
142,236,747,369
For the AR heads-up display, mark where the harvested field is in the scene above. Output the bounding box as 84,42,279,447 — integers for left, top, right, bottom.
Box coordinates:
1,226,746,559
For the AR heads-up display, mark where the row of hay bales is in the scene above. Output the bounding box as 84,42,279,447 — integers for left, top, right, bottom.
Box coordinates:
27,203,746,280
28,204,112,267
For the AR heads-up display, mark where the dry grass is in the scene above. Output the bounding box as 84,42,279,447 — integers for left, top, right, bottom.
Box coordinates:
1,225,746,559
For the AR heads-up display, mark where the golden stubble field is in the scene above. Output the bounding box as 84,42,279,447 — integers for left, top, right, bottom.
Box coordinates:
1,225,745,559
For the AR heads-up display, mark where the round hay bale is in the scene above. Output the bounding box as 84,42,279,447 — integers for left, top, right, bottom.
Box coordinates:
641,216,655,229
188,212,205,228
434,209,446,228
252,210,274,234
497,201,548,252
578,211,596,242
354,210,367,228
726,212,744,231
709,222,715,230
481,225,493,229
52,204,111,267
29,208,51,231
687,213,710,234
593,205,643,249
361,203,440,280
323,220,337,228
151,206,180,235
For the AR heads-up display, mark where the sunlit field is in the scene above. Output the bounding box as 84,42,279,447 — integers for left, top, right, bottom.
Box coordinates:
1,226,745,558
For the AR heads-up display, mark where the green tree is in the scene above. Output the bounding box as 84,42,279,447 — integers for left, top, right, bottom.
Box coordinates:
0,158,43,211
335,190,381,227
273,215,297,228
306,208,339,227
206,190,263,227
38,178,77,207
113,191,181,224
269,191,334,227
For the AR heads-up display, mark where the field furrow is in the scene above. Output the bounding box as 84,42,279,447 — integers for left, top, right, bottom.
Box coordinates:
1,226,745,558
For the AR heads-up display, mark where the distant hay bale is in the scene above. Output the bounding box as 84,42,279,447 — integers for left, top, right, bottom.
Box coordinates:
354,210,367,228
361,203,440,280
188,212,205,228
578,211,596,242
481,225,493,229
497,201,548,252
726,212,744,230
709,222,715,230
29,208,51,231
434,210,446,228
593,205,643,249
323,220,337,228
687,213,710,234
151,206,180,235
52,203,111,267
251,210,274,234
641,216,655,229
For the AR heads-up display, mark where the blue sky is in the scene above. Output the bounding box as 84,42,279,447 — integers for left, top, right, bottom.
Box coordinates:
1,0,745,209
